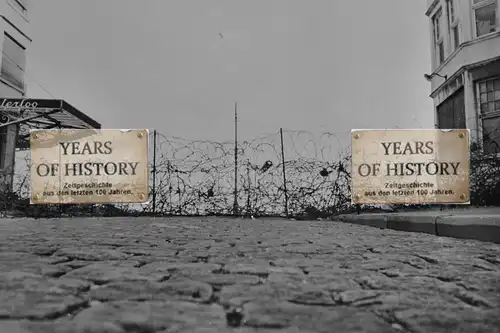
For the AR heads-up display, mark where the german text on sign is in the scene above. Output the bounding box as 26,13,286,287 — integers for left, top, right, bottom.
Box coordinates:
351,129,470,205
30,129,149,204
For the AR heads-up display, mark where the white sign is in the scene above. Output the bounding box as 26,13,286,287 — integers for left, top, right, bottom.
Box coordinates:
351,129,470,205
30,129,149,204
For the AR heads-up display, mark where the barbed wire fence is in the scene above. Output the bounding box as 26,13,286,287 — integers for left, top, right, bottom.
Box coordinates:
144,129,352,217
6,128,353,218
4,126,500,218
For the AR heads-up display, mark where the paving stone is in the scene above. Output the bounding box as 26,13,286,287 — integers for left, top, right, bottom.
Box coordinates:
0,289,87,320
334,289,385,306
220,283,298,307
393,308,500,333
88,279,213,303
0,252,60,275
0,320,74,333
63,261,168,283
242,301,398,332
70,300,226,332
0,271,90,319
267,272,307,285
61,260,92,269
225,263,304,277
54,247,131,261
306,275,362,290
140,262,221,277
187,273,261,288
0,216,498,331
288,285,337,306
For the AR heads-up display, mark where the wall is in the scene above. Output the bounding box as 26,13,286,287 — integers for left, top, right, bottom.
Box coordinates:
0,0,30,41
426,0,500,143
426,0,500,91
0,0,31,191
429,32,500,93
467,60,500,143
0,79,20,190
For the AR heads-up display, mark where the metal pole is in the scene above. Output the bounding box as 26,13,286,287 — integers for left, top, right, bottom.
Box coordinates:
246,161,251,216
233,102,239,216
152,129,157,214
280,128,289,217
177,174,182,215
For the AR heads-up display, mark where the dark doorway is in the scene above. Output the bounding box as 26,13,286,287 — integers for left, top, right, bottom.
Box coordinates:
437,87,466,129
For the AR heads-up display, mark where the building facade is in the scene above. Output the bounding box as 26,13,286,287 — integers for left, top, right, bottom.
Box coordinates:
0,0,30,189
426,0,500,153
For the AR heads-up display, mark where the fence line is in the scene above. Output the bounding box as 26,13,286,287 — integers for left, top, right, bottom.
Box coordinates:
145,129,351,216
8,128,353,217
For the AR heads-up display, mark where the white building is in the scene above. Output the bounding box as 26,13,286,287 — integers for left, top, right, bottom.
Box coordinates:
0,0,30,189
426,0,500,153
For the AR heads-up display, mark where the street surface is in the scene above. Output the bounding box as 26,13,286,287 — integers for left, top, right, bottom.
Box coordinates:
0,217,499,333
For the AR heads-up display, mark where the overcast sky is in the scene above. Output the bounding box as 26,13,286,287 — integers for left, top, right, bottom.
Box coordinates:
26,0,433,145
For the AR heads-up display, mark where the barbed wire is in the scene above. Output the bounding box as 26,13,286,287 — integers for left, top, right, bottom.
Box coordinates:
5,125,500,217
147,129,352,216
7,129,352,217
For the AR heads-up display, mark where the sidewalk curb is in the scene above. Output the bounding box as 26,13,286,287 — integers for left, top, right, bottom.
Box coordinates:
386,214,438,235
332,213,500,244
335,214,388,229
436,215,500,243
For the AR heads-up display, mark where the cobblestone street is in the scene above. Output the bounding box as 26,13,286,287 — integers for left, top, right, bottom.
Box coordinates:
0,217,499,333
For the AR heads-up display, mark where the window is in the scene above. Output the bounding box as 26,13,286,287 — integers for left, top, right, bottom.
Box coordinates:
437,88,466,129
479,77,500,114
472,0,498,37
432,9,445,65
447,0,460,49
0,33,26,90
478,77,500,153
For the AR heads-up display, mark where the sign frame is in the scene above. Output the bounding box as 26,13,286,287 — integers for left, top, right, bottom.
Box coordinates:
350,128,470,205
30,128,150,205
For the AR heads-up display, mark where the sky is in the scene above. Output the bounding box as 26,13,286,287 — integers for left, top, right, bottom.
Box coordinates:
26,0,434,146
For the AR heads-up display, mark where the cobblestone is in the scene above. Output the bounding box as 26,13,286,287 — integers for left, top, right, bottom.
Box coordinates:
0,217,499,332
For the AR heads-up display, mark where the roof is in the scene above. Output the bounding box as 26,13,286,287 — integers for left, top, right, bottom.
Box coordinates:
0,98,101,150
430,55,500,99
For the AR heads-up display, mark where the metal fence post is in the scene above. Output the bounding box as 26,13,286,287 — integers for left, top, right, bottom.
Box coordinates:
280,128,289,217
152,129,157,214
233,102,239,216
